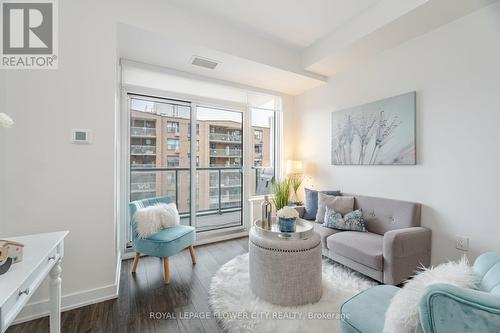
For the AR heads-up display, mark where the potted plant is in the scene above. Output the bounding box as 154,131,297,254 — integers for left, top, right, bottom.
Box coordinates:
271,177,291,211
276,206,299,232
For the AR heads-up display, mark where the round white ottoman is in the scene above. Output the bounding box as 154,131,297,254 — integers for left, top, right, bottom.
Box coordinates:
249,228,322,306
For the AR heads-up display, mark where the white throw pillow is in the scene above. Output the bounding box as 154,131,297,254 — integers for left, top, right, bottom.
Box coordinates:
157,203,180,228
383,256,477,333
135,203,180,239
316,193,354,223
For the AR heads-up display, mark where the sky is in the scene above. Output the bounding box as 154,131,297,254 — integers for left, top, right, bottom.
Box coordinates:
131,99,273,128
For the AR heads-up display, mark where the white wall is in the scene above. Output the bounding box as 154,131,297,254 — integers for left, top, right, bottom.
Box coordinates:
292,3,500,265
0,0,297,322
0,0,119,320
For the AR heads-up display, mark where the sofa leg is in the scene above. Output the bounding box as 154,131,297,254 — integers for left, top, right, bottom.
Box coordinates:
188,245,197,265
131,252,140,273
163,257,170,284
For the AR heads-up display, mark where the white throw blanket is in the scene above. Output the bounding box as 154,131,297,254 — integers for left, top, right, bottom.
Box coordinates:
383,256,477,333
135,203,180,239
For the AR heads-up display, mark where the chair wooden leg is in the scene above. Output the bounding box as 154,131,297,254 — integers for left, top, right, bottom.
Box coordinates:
163,257,170,284
188,245,197,265
131,252,140,273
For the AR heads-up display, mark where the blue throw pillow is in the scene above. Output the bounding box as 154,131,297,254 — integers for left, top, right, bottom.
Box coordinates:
303,188,340,220
324,207,367,232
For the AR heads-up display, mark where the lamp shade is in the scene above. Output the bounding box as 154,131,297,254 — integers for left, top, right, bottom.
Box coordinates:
286,160,304,174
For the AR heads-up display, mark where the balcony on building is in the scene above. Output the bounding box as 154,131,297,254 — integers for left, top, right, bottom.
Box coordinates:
130,127,156,137
130,145,157,155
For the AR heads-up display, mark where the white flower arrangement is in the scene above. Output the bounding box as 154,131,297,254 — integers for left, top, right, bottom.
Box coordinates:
276,206,299,219
0,113,14,128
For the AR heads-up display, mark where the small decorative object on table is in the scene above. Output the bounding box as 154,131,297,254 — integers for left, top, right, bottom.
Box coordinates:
260,195,272,230
0,240,24,275
277,206,299,232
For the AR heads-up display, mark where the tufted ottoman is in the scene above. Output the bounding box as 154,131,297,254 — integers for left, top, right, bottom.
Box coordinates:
249,227,322,306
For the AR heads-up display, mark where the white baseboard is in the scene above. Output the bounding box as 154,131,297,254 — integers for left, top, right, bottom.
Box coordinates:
13,253,122,326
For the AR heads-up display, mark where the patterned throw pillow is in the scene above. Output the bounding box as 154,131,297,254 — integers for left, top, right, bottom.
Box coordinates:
324,207,367,232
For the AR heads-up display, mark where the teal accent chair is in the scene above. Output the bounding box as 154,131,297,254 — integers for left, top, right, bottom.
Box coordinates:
129,196,196,284
340,252,500,333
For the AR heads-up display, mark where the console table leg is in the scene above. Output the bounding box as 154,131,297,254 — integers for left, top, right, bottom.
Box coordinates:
49,259,62,333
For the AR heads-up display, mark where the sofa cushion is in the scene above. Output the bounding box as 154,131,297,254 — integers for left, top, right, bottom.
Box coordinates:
312,222,343,249
351,194,421,235
328,232,384,271
316,193,354,223
341,285,399,333
324,207,366,232
303,188,340,220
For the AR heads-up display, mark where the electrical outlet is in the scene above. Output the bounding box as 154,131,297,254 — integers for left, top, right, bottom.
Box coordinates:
456,235,469,251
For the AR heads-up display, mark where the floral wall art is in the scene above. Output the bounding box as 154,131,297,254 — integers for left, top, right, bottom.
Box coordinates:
331,92,416,165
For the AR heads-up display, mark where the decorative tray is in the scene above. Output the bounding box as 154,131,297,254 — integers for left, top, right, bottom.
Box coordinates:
253,218,314,240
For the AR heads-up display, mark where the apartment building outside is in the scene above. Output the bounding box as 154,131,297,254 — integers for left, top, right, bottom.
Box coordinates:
130,105,272,218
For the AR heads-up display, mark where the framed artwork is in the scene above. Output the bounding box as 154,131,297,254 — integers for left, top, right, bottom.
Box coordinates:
331,92,416,165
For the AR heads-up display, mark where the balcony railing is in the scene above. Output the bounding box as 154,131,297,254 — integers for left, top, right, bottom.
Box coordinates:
131,163,156,169
209,133,241,142
130,145,157,155
130,182,156,193
130,167,243,215
210,148,241,157
131,127,156,137
209,194,241,204
210,178,241,187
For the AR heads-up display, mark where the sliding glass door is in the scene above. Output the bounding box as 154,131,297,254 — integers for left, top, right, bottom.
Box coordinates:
195,106,244,231
129,95,192,230
127,94,246,247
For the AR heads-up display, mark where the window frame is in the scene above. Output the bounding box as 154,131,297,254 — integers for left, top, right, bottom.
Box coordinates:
120,83,283,255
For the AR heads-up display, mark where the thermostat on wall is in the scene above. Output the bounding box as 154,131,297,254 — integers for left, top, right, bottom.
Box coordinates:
72,129,91,144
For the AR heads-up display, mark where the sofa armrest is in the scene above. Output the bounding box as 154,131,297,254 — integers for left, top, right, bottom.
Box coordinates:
383,227,431,285
419,283,500,333
294,206,305,218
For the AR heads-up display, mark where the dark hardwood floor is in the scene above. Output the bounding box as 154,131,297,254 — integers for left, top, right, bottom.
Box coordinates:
8,237,249,333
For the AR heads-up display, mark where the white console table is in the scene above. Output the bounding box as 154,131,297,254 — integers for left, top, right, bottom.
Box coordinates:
0,231,68,333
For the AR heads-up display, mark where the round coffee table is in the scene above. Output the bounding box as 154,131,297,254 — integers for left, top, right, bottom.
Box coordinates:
249,218,322,306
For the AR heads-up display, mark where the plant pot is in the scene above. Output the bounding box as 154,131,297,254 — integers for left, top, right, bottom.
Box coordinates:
278,217,296,233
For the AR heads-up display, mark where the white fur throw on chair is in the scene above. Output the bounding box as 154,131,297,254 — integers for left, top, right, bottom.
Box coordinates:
135,203,180,239
383,256,477,333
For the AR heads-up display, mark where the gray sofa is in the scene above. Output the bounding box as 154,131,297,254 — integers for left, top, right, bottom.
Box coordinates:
296,194,431,285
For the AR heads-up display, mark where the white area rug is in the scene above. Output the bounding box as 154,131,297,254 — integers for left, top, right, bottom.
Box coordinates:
209,253,377,333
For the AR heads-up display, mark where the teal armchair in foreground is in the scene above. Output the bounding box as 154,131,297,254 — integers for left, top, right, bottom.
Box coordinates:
340,252,500,333
129,196,196,284
419,252,500,333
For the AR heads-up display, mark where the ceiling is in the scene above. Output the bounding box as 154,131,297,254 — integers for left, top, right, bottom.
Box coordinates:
164,0,381,48
118,24,325,95
117,0,499,95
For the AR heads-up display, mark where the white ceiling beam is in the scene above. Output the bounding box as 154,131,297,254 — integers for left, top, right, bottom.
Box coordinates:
113,0,327,83
302,0,499,76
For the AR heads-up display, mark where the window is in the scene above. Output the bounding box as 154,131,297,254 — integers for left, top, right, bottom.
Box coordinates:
254,129,263,140
167,138,179,151
167,121,179,133
167,155,180,167
167,172,176,185
251,108,276,195
187,123,200,135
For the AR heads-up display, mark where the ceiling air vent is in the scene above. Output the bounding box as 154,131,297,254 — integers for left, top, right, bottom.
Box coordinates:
191,56,219,70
